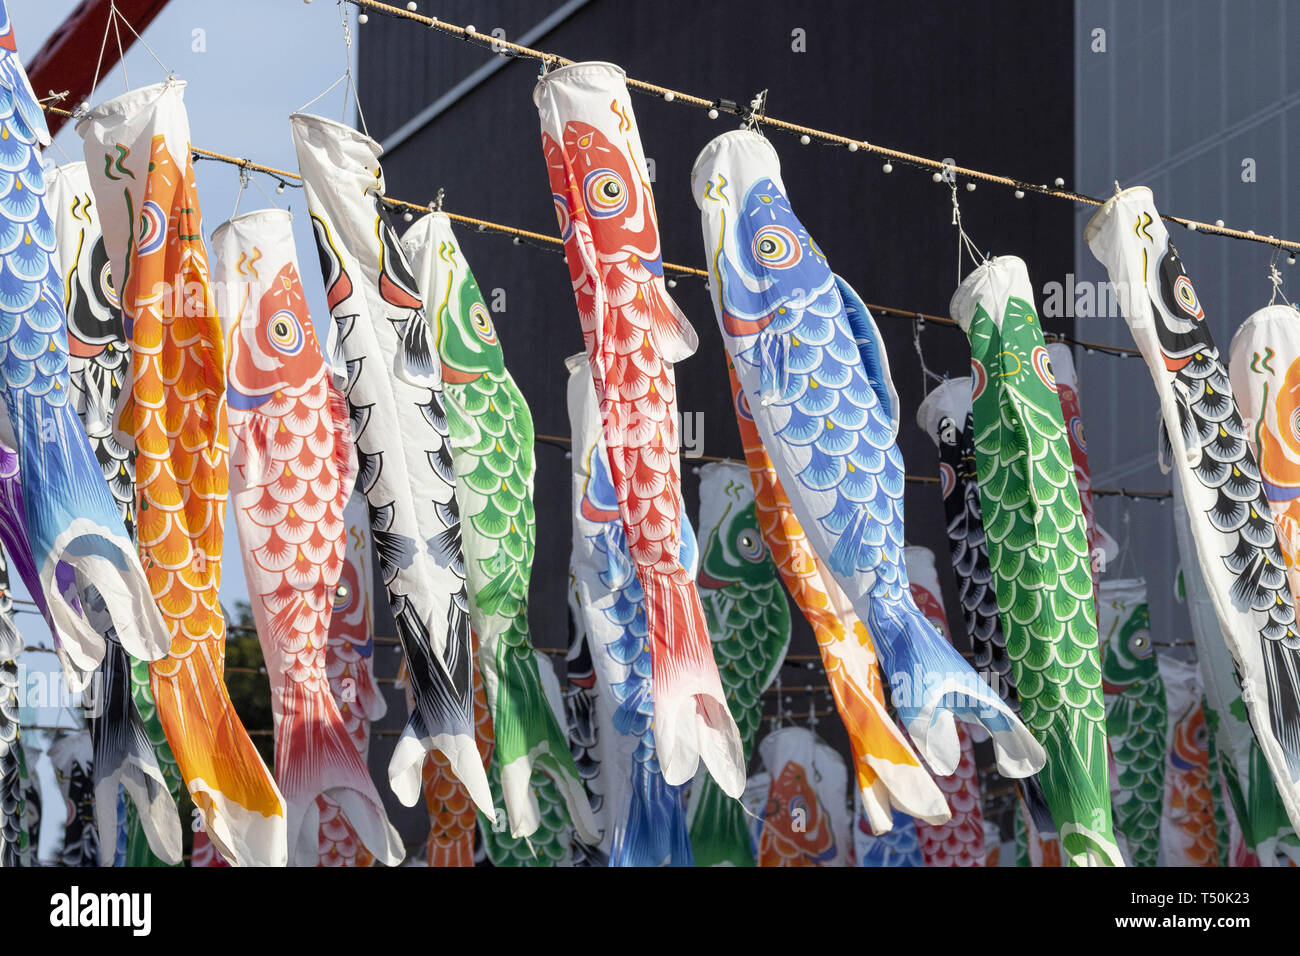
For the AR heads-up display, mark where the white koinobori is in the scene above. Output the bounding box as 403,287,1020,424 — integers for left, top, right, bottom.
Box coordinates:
691,128,1043,780
210,208,404,866
1086,186,1300,834
1171,483,1300,865
565,353,694,864
289,113,493,818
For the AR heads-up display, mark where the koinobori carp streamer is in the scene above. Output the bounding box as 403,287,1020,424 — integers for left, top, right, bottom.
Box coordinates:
535,62,745,796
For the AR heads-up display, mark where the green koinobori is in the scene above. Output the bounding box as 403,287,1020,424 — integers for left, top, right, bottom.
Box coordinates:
402,212,599,846
951,256,1120,866
1097,578,1167,866
690,462,792,866
481,649,576,867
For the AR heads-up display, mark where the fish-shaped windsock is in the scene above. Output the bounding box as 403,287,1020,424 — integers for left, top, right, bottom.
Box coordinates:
757,726,850,866
692,461,791,867
402,213,596,844
0,544,19,867
1097,578,1167,867
904,545,987,867
1171,493,1300,866
693,129,1043,784
213,208,402,867
48,730,98,867
2,11,172,712
1086,186,1300,836
566,353,694,866
1156,655,1220,866
480,649,576,867
952,254,1118,865
46,158,182,867
535,62,745,797
0,10,171,702
402,634,493,868
78,78,284,866
726,361,949,831
854,801,923,867
1229,304,1300,609
915,381,1056,838
318,491,386,866
291,114,492,821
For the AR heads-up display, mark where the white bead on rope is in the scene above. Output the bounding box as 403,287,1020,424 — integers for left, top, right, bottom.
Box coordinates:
707,107,718,119
799,134,811,145
358,13,368,24
882,162,892,174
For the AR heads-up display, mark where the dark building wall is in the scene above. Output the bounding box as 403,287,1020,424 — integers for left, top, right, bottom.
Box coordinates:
358,0,1075,846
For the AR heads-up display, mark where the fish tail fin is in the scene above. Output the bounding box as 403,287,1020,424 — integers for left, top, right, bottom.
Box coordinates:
1261,636,1300,780
91,636,183,865
821,630,951,829
275,676,404,867
491,619,601,845
686,771,752,867
866,595,1045,780
386,600,494,824
611,759,693,867
642,568,746,798
150,630,287,867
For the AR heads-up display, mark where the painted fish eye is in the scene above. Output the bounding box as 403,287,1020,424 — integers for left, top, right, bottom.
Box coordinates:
268,309,304,354
1070,415,1087,452
333,582,352,611
583,168,627,218
752,225,801,269
1192,719,1209,750
1174,275,1203,320
552,193,572,240
1031,346,1057,392
1127,628,1152,659
470,301,497,344
736,530,765,562
99,260,119,308
1289,407,1300,444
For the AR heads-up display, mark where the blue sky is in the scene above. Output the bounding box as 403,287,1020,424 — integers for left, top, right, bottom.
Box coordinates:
9,0,359,855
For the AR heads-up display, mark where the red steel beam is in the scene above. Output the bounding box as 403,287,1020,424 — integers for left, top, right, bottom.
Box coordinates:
24,0,173,136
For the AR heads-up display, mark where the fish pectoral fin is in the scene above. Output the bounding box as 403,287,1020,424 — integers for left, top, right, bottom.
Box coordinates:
827,508,870,578
392,313,441,388
757,329,790,406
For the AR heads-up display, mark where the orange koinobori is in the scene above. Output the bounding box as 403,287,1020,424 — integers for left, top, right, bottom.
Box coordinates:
78,78,287,866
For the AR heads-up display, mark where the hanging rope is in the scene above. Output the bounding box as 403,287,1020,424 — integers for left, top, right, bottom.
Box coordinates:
340,0,1300,255
35,103,1167,498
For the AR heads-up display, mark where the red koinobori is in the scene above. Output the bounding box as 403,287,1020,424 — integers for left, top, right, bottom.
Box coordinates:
534,62,745,797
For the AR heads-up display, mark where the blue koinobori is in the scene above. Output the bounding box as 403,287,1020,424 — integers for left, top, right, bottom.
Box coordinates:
0,5,169,682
